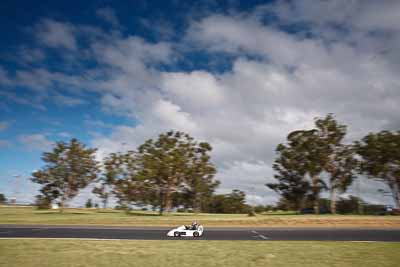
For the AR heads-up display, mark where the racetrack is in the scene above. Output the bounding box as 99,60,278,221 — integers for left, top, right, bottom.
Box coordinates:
1,225,400,241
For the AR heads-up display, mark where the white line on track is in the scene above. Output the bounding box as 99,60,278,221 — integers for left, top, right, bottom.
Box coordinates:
258,234,268,240
0,237,135,241
251,230,269,240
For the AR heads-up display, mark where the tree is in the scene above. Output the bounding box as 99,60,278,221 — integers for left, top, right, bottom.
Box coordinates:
92,184,110,209
0,193,6,203
267,143,310,211
206,190,249,214
355,131,400,208
314,114,357,214
94,151,135,209
222,189,249,214
325,145,357,213
268,114,357,214
178,142,219,212
121,151,155,208
85,199,93,208
336,195,363,214
102,151,159,210
34,194,51,209
31,138,99,212
106,131,219,215
289,129,330,214
136,131,218,214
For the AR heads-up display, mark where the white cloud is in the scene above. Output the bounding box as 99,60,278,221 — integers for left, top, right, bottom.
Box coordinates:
151,99,198,132
57,132,71,138
18,134,53,151
18,47,46,63
3,2,400,206
89,9,400,205
270,0,400,32
53,94,86,106
96,7,120,28
215,161,278,205
161,71,223,109
35,19,77,50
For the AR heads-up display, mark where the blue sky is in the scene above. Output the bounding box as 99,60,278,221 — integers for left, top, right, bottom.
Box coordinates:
1,0,399,206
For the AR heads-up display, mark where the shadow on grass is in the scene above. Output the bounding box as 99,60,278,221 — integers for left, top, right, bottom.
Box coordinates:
125,212,161,216
259,213,300,216
35,212,92,215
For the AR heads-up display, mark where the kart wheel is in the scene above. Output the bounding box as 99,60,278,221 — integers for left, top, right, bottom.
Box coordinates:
174,231,180,237
193,231,200,237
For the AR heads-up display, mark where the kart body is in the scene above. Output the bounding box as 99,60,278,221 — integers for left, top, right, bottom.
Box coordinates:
167,225,204,237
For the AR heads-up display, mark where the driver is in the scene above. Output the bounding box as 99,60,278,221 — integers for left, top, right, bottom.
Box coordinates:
190,221,198,230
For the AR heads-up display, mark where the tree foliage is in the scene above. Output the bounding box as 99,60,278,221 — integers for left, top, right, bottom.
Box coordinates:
85,199,93,208
267,114,357,213
355,131,400,208
176,141,219,212
0,193,6,203
267,142,310,211
314,114,357,213
268,128,327,213
31,138,99,211
34,194,51,209
104,131,219,214
205,190,249,214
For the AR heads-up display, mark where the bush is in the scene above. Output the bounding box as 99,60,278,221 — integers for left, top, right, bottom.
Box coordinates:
35,195,51,209
248,210,256,216
85,199,93,208
0,193,6,204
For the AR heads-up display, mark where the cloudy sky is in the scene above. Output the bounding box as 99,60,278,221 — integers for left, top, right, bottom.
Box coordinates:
0,0,399,206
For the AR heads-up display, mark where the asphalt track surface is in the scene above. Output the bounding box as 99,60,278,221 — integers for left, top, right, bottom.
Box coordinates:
1,225,400,241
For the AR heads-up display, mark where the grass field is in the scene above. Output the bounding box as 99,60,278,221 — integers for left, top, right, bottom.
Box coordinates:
0,239,398,267
1,206,400,228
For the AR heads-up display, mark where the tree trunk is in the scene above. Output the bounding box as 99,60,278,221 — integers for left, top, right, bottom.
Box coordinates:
159,190,164,215
103,197,108,209
159,186,173,214
357,197,364,215
159,205,164,215
312,175,320,214
165,178,177,213
59,197,65,213
330,186,337,214
193,192,201,213
165,189,173,213
389,177,400,209
298,196,306,212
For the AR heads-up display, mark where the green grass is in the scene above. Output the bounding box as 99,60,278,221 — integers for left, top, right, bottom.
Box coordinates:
0,239,398,267
1,206,400,228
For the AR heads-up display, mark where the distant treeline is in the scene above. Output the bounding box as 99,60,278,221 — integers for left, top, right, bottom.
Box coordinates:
254,196,395,215
30,114,400,214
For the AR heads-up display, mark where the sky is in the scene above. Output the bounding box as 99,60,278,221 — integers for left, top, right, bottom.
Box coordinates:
1,0,399,207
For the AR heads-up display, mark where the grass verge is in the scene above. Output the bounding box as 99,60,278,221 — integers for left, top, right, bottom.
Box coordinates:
0,239,399,267
1,207,400,228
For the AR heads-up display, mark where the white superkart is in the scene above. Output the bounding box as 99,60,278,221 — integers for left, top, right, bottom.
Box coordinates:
167,225,204,237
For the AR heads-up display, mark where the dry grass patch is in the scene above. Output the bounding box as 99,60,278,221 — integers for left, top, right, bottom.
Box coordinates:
1,207,400,228
0,239,399,267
